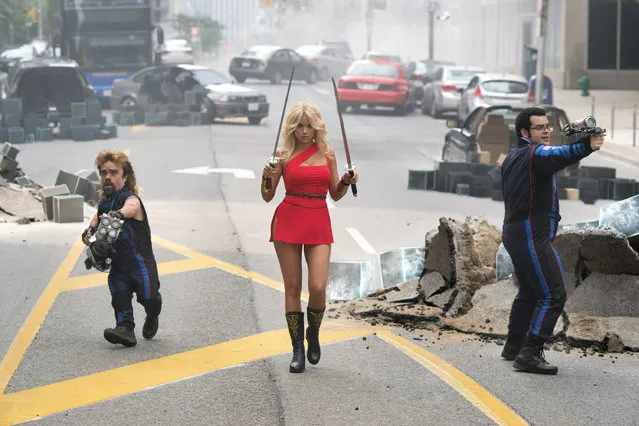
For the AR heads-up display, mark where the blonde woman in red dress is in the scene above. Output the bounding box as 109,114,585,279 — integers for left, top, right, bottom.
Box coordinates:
261,101,359,373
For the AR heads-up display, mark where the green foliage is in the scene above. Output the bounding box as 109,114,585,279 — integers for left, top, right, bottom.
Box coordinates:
173,13,224,54
0,0,41,46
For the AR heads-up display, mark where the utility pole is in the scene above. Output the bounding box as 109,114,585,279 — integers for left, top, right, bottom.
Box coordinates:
37,0,43,39
534,0,549,104
427,0,437,60
365,0,373,52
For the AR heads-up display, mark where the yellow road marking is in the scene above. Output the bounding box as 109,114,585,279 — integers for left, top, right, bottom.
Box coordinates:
131,125,150,132
377,331,528,426
0,238,86,395
0,323,372,424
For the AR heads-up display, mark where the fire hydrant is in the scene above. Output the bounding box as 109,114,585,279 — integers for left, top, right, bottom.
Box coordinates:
579,76,590,97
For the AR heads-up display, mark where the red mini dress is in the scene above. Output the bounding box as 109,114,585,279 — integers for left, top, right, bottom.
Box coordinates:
269,143,334,245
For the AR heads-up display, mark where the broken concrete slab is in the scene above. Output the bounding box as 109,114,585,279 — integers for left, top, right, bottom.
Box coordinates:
419,270,448,300
383,277,421,303
567,314,639,350
565,273,639,317
579,228,639,275
553,229,587,296
426,288,456,311
0,183,46,223
0,156,18,173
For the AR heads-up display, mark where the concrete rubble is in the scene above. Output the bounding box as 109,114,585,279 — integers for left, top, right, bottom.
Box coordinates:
327,215,639,354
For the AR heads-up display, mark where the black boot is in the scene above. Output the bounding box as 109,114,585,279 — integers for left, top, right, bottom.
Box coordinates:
142,314,159,340
104,325,137,347
306,306,325,365
501,331,523,361
285,312,305,373
513,336,558,375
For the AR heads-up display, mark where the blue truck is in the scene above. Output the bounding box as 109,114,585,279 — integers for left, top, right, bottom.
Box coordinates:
57,0,163,107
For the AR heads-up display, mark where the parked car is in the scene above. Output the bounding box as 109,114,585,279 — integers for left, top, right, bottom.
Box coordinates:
319,39,354,62
441,104,574,169
406,59,454,107
228,45,318,84
457,73,530,122
0,57,97,118
110,64,269,125
161,39,195,65
295,44,351,81
421,65,486,118
336,59,414,115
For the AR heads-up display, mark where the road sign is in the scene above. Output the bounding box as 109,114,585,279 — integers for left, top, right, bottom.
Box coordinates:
172,166,256,179
190,26,200,42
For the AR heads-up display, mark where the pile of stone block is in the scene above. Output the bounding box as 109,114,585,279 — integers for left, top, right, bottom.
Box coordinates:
39,169,101,223
0,98,117,144
409,161,639,205
113,90,208,127
0,142,35,186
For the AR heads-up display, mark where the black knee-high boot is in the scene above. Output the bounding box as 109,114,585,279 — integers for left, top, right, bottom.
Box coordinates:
306,306,325,365
285,312,305,373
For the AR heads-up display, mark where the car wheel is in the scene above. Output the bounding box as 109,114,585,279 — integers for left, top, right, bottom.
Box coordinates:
235,76,246,83
319,67,329,81
271,70,282,84
248,116,263,125
307,70,317,84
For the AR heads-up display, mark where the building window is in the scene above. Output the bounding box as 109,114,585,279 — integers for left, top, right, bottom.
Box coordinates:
587,0,618,69
620,0,639,70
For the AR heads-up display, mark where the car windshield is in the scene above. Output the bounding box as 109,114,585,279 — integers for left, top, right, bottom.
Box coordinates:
347,62,399,78
71,34,149,69
482,80,529,94
192,69,228,85
448,69,484,80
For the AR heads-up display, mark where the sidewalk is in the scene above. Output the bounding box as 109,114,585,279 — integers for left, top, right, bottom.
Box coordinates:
553,89,639,166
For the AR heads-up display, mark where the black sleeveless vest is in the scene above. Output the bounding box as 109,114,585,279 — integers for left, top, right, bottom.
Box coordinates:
97,186,157,268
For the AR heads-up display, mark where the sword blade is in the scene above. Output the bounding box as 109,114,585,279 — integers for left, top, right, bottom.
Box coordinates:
331,77,352,168
272,66,295,159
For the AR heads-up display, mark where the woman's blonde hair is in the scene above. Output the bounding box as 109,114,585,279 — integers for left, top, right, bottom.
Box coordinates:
277,101,332,163
94,150,139,197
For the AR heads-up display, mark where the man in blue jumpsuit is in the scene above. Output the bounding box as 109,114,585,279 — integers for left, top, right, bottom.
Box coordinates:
500,107,605,374
82,150,162,347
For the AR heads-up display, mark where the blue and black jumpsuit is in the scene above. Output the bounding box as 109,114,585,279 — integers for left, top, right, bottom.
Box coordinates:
97,187,162,330
501,136,594,341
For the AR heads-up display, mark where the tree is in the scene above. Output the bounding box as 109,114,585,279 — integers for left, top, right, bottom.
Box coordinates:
173,13,224,54
0,0,53,47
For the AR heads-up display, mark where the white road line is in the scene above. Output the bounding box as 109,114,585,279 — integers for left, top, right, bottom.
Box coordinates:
314,87,330,96
326,198,335,209
345,227,377,254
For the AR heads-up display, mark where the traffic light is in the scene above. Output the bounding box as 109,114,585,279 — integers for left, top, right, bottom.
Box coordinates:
28,8,37,22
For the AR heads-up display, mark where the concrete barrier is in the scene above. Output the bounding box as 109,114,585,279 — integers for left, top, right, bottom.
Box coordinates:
55,169,80,194
53,194,84,223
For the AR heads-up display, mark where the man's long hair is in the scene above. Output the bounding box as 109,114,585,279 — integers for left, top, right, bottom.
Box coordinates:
94,150,139,197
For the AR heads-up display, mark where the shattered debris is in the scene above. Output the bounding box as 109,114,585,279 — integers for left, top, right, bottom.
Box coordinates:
0,181,46,223
331,215,639,354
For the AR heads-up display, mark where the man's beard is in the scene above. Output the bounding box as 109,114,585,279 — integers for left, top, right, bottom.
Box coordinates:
102,182,116,196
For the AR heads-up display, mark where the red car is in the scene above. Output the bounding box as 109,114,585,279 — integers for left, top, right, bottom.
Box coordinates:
337,60,414,115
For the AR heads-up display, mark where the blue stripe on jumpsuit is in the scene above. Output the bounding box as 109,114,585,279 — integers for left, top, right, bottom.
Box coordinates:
123,222,151,300
524,219,551,336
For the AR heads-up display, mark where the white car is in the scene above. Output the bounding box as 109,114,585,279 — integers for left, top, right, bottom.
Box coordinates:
457,73,530,122
161,39,194,65
295,44,351,81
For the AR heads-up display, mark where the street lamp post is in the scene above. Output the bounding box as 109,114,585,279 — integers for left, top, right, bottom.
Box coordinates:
534,0,549,104
427,0,437,60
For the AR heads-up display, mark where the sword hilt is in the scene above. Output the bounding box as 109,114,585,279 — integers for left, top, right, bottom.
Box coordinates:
346,164,358,197
264,157,278,191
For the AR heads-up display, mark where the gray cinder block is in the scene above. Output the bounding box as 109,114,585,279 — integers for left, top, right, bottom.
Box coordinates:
55,169,79,193
53,194,84,223
14,176,31,186
85,181,101,203
76,169,100,182
1,142,20,160
74,175,90,197
0,156,18,173
71,102,86,119
8,127,24,144
41,184,70,220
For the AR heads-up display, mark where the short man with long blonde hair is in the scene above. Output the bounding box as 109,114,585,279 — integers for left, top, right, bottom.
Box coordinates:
82,150,162,347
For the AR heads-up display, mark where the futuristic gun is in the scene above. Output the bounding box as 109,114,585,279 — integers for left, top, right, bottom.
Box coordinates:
84,215,124,272
562,115,606,136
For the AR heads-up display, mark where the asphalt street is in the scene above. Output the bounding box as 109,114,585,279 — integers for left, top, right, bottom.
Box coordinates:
1,78,638,425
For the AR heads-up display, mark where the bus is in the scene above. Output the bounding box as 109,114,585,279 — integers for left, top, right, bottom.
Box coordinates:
57,0,163,106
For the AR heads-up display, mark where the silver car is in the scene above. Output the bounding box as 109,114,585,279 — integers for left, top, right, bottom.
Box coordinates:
295,44,351,81
421,65,486,118
457,73,530,122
